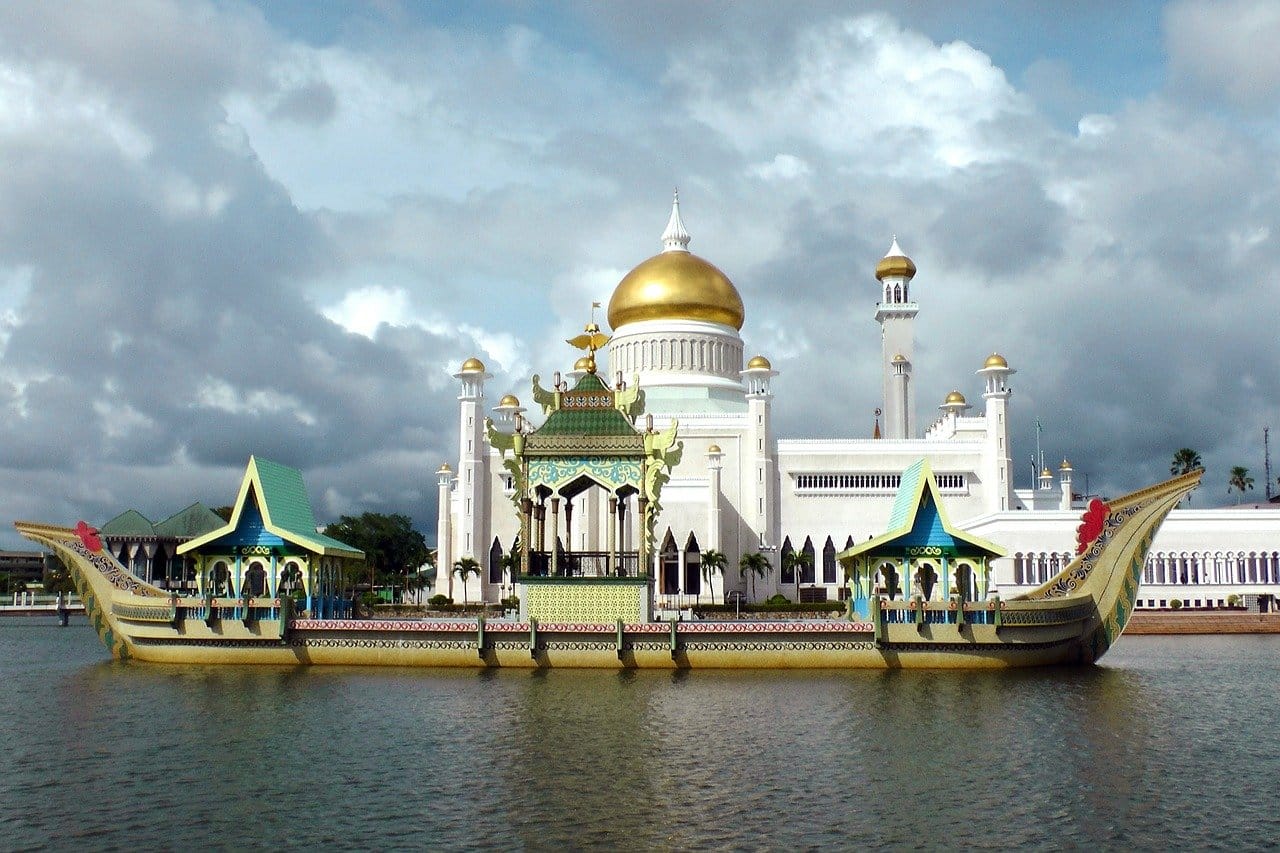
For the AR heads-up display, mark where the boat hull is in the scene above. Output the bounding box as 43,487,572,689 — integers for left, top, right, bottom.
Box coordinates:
14,469,1200,670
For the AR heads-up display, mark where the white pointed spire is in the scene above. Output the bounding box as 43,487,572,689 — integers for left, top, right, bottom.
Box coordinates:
885,235,905,258
661,188,691,253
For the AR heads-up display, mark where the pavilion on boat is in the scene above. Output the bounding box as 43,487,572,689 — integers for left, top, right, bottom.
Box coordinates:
177,456,364,619
839,458,1005,620
485,322,680,623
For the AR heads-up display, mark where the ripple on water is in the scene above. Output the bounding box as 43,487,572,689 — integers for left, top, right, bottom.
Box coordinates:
3,623,1279,849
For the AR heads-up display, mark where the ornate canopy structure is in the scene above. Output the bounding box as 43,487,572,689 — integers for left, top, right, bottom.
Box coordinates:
486,321,681,621
838,458,1005,619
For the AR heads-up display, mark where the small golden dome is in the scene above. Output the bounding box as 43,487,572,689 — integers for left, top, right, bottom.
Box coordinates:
983,353,1008,369
1041,467,1052,478
1060,458,1072,470
875,237,916,281
706,444,722,454
498,394,520,408
608,251,745,330
459,357,486,373
746,354,772,370
573,356,593,371
944,390,966,405
437,463,452,474
892,353,908,363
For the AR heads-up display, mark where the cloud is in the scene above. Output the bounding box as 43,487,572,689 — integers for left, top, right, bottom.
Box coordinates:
1165,0,1280,108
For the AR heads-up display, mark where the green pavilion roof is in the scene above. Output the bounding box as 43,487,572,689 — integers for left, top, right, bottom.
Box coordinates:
153,502,225,538
534,371,642,438
100,509,156,537
177,456,363,558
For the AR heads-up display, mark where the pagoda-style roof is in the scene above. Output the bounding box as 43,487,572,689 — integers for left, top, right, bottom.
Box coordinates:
177,456,363,559
838,459,1005,562
524,371,645,455
101,509,157,538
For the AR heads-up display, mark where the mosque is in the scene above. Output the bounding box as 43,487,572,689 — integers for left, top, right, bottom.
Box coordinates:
437,195,1280,610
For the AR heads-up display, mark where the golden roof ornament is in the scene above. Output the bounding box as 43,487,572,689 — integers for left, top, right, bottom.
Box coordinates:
564,303,610,374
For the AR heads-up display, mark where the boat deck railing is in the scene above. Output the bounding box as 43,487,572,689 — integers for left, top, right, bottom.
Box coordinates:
874,596,1001,627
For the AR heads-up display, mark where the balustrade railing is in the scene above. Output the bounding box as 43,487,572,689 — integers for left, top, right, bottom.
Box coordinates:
524,551,643,578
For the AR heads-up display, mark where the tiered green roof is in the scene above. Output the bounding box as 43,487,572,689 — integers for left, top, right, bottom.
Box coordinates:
533,372,643,439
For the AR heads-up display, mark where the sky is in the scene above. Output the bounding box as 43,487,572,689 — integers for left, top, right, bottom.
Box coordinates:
1,0,1278,549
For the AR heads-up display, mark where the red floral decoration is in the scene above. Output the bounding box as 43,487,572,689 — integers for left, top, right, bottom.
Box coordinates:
74,520,102,552
1075,499,1109,555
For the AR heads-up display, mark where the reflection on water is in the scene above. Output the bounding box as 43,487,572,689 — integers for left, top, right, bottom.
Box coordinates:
2,619,1278,849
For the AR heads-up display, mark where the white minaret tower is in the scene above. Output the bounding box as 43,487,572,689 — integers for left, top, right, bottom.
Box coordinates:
978,353,1016,512
453,356,492,601
875,238,918,439
1059,458,1074,511
742,354,780,593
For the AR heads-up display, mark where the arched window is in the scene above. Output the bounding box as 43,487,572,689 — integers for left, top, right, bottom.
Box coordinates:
801,536,816,585
659,530,679,595
955,563,975,601
489,537,504,584
245,561,267,598
684,533,701,596
876,562,900,599
780,537,796,584
822,537,837,584
916,562,938,600
209,561,231,597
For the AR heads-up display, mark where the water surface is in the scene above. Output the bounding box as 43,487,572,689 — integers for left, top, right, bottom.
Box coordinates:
1,618,1275,850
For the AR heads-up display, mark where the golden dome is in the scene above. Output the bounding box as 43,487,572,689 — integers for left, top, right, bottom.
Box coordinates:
983,353,1008,369
706,444,722,454
437,463,452,474
875,237,916,281
497,394,520,408
892,353,908,363
943,390,966,405
459,357,486,373
1060,458,1072,470
746,354,772,370
573,356,592,371
608,251,745,330
1041,467,1052,478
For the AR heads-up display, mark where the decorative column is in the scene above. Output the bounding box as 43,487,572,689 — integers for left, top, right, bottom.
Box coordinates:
978,354,1016,513
607,496,618,576
549,497,560,576
706,444,723,552
874,238,918,440
1059,459,1074,511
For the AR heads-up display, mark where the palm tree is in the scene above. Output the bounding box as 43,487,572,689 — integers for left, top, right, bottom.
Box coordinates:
700,549,727,604
738,552,771,602
1228,466,1254,504
782,549,813,603
1170,448,1202,505
452,557,481,606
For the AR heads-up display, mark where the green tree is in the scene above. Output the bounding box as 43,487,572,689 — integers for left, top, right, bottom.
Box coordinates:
782,549,813,603
42,556,75,597
452,556,481,606
700,549,727,604
738,552,772,601
1170,448,1202,505
323,513,430,603
1228,466,1255,504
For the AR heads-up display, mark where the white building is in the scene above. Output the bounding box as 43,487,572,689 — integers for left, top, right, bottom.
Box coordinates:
439,195,1280,610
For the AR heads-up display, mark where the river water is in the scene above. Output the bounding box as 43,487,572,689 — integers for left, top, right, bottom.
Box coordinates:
1,617,1277,851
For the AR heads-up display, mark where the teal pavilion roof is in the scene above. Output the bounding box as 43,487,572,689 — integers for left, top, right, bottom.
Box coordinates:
837,459,1005,563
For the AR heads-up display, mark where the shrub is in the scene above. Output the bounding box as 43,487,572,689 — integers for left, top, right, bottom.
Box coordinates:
765,594,791,606
428,594,452,610
1170,599,1183,610
501,595,520,611
1227,594,1241,607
